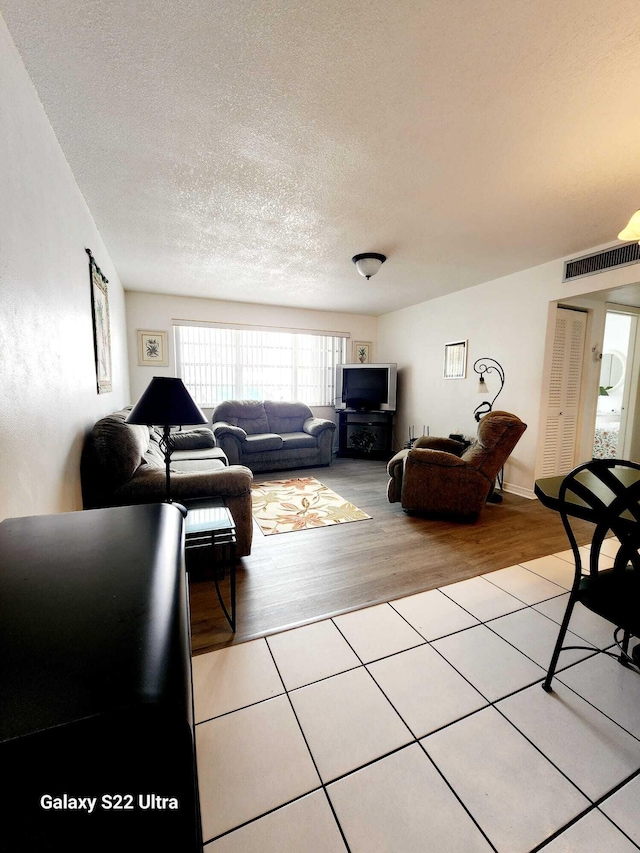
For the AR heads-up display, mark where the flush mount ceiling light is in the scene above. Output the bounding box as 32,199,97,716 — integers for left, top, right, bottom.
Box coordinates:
352,252,386,280
618,209,640,244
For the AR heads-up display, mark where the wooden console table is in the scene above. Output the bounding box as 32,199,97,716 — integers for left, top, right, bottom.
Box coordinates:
0,503,202,851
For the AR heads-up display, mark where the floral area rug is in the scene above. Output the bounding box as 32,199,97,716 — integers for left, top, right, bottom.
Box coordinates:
251,477,371,535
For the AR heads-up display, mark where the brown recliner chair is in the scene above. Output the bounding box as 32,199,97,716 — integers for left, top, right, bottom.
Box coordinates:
387,411,527,521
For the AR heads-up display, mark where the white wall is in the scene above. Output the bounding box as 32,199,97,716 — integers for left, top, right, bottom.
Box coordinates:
378,250,640,496
0,15,129,520
125,291,377,421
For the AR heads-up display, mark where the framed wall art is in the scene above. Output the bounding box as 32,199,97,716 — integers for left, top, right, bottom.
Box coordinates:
443,339,467,379
86,248,112,394
353,341,371,363
137,330,169,366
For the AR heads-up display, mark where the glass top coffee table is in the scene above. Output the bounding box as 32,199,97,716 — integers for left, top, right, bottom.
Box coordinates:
184,498,236,632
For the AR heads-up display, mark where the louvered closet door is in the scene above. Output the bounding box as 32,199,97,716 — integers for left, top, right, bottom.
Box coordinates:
540,307,587,477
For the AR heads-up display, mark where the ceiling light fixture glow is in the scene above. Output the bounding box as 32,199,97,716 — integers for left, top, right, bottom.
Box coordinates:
618,209,640,244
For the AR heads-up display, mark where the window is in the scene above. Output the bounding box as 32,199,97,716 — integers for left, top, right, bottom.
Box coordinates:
174,323,348,408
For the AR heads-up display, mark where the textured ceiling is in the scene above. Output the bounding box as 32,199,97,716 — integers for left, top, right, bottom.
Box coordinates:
3,0,640,315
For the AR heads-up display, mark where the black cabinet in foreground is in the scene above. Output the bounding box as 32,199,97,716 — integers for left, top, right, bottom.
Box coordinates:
0,503,202,852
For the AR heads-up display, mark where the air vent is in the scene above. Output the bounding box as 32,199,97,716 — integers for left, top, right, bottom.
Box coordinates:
563,243,640,281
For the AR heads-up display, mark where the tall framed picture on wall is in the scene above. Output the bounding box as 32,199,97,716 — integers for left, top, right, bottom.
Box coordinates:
86,248,112,394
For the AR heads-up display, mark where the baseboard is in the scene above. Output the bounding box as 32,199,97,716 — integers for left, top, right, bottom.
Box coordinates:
502,482,536,500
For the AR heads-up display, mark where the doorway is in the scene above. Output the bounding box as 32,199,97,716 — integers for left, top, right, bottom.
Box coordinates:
593,310,637,459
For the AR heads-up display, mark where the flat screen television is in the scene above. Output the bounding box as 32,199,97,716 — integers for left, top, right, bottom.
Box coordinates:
335,363,397,412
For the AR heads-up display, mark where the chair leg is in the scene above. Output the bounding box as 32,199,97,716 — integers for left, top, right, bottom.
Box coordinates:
619,629,631,666
543,597,577,693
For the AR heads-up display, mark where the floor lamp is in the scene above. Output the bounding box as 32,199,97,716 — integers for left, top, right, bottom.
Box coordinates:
472,358,505,422
472,358,506,502
126,377,207,503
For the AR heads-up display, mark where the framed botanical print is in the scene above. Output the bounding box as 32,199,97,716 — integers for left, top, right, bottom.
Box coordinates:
353,341,371,363
444,340,467,379
87,248,112,393
137,330,169,366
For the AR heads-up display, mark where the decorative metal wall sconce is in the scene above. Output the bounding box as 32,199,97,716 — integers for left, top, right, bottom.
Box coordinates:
473,358,505,422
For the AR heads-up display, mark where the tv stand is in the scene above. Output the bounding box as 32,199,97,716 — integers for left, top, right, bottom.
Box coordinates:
337,409,394,460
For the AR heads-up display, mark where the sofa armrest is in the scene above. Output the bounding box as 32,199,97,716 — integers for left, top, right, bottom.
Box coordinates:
116,464,252,500
171,427,215,450
412,436,466,455
114,464,254,556
212,421,247,441
303,417,336,437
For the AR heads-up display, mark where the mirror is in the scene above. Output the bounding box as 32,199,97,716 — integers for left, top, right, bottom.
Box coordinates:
599,351,624,393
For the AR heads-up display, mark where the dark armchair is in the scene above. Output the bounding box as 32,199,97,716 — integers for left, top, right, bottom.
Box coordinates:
387,411,527,521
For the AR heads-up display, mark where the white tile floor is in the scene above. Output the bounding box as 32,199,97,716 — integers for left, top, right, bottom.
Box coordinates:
192,549,640,853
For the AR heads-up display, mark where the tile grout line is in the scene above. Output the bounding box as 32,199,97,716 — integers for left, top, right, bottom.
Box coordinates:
263,635,354,853
552,667,640,747
197,627,638,828
392,576,640,847
193,583,612,729
282,608,573,851
530,766,640,852
195,551,639,850
413,737,501,853
332,597,640,847
200,786,325,848
437,583,529,621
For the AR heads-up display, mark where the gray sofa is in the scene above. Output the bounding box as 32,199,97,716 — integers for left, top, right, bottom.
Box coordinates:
81,407,254,556
211,400,337,473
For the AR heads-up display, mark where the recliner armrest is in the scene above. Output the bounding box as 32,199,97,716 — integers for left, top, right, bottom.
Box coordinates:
412,436,466,455
407,447,469,468
387,448,409,477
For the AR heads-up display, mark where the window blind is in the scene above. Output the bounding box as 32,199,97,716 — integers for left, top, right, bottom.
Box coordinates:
174,324,347,408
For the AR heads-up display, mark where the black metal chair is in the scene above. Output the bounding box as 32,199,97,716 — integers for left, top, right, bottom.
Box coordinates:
543,459,640,693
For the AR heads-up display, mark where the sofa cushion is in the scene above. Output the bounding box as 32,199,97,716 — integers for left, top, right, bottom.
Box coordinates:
213,400,270,435
171,427,215,450
281,432,318,450
242,434,284,453
172,447,228,464
144,430,166,467
264,400,312,435
92,409,150,488
169,458,228,474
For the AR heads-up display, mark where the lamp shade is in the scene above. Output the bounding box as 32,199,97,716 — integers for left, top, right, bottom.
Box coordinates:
618,209,640,243
126,377,207,426
352,253,386,280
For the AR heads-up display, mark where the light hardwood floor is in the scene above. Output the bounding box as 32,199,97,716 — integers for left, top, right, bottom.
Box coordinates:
189,458,593,654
